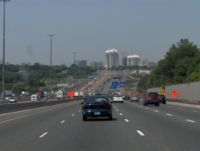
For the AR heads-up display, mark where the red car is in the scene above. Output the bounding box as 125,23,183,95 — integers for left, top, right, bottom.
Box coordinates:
143,92,160,106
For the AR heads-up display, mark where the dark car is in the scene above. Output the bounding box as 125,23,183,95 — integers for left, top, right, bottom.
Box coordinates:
82,95,112,121
143,92,160,106
158,95,167,104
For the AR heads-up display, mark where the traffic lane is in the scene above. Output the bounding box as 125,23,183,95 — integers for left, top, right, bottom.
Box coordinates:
134,99,200,123
0,101,81,151
114,102,200,151
30,105,161,151
159,103,200,123
0,100,79,123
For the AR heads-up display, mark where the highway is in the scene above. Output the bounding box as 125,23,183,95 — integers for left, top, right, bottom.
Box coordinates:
0,100,199,151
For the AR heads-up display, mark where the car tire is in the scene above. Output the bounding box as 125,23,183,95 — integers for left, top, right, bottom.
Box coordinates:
109,115,113,120
156,103,160,106
82,115,87,121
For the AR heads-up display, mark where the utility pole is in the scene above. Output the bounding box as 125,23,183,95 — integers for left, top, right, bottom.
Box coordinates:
0,0,10,100
48,34,55,86
73,52,77,65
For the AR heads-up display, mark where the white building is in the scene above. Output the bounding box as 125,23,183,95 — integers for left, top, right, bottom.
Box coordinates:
105,48,119,69
127,54,140,66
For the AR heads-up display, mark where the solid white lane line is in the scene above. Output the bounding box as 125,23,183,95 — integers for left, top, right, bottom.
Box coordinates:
166,113,173,116
153,110,159,112
186,119,196,123
60,120,65,124
124,119,129,122
0,115,27,125
119,113,123,116
39,132,48,138
137,130,145,136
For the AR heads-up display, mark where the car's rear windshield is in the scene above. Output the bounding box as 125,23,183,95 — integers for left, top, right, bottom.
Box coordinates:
148,92,158,96
113,94,122,97
84,96,109,103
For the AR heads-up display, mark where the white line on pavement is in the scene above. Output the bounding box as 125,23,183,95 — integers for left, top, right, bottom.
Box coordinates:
193,110,198,113
124,119,129,122
60,120,65,124
119,113,123,116
78,110,81,113
186,119,196,123
166,113,173,116
137,130,145,136
116,109,119,112
145,107,150,110
39,132,48,138
153,110,159,113
72,114,75,117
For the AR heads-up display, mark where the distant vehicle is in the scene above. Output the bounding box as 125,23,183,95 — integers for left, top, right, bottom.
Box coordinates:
31,94,40,102
9,97,17,103
130,96,139,102
112,94,124,103
143,92,160,106
123,95,130,101
82,95,112,121
158,95,167,104
56,90,64,100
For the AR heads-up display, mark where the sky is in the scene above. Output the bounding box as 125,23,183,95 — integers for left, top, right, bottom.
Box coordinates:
0,0,200,65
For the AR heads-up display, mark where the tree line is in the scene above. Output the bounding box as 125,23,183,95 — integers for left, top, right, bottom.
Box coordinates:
137,39,200,93
0,63,96,94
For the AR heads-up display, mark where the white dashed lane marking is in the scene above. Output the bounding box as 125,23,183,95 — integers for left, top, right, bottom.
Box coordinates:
124,119,129,122
60,120,65,124
39,132,48,138
137,130,145,136
119,113,123,116
72,114,75,117
186,119,196,123
166,113,173,117
153,110,159,113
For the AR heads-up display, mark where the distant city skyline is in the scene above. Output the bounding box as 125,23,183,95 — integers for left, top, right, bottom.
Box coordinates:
1,0,200,65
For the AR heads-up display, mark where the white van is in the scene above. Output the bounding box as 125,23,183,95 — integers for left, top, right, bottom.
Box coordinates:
31,94,40,102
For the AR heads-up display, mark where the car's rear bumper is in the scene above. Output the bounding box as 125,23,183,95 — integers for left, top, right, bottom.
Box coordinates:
82,108,112,117
144,100,159,104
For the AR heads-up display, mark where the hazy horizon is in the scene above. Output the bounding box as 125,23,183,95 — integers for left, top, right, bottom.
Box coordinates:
0,0,200,65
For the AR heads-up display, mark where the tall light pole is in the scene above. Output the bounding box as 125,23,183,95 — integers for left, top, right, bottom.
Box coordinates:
48,34,55,85
1,0,10,100
73,52,77,65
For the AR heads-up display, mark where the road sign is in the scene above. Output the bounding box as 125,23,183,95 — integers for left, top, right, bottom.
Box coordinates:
171,90,179,99
68,90,74,99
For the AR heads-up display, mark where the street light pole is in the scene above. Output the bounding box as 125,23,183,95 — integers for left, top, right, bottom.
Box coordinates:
73,52,77,65
1,0,10,100
48,34,55,86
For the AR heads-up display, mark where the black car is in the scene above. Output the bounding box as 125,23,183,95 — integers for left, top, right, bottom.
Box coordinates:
82,95,112,121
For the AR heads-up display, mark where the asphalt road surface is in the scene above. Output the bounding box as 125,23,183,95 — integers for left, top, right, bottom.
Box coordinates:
0,100,199,151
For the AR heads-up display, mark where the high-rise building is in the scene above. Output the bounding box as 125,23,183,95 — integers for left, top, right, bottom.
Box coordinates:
127,54,140,66
105,48,119,69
